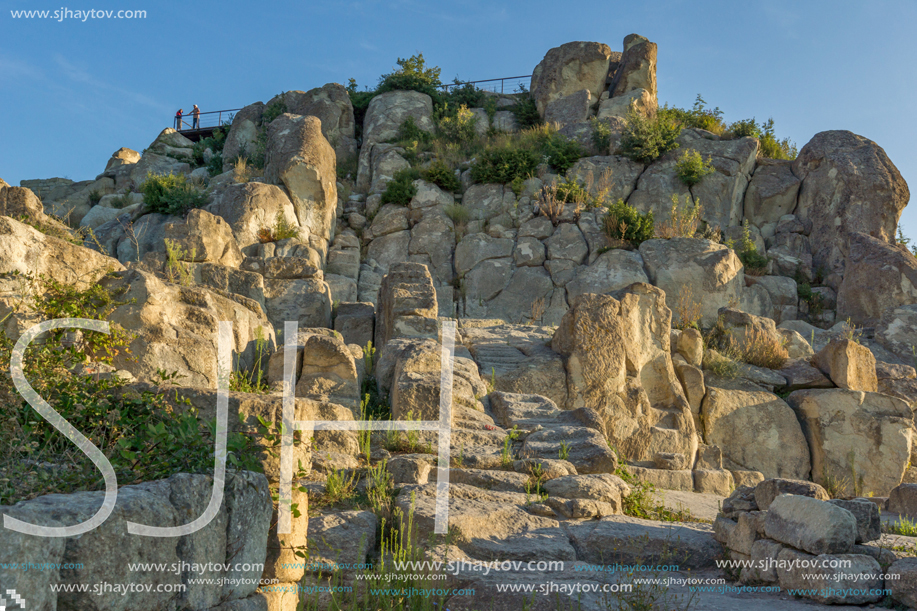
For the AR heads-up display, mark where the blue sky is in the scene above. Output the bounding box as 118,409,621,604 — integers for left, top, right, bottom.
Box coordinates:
2,0,915,236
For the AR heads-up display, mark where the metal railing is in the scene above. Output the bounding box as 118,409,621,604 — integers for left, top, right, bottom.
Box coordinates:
439,75,532,95
169,75,533,128
173,108,241,131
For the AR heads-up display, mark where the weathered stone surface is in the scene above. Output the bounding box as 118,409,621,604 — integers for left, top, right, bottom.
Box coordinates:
163,208,244,267
776,550,883,604
876,303,917,364
397,483,576,561
888,558,917,607
813,338,878,391
389,455,433,485
628,466,694,491
565,249,648,302
207,182,299,250
307,510,378,567
100,269,275,389
778,358,833,391
765,494,857,554
788,389,913,496
543,473,630,509
836,231,917,326
743,159,801,227
567,155,644,203
609,34,657,99
271,83,357,162
334,302,374,348
597,88,656,119
639,238,745,326
357,91,434,191
263,488,309,583
792,130,910,277
568,515,722,569
530,41,616,115
264,114,337,253
129,152,191,189
693,469,734,496
0,215,123,290
520,426,618,474
374,262,438,352
754,478,829,511
0,183,49,226
701,383,810,480
463,324,568,408
827,499,880,543
263,277,332,331
222,102,264,170
544,89,593,126
888,483,917,516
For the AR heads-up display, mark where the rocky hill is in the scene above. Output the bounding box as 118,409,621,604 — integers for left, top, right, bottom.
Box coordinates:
2,35,917,611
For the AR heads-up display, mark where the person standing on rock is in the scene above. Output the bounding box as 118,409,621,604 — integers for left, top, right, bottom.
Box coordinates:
174,108,184,130
192,105,201,129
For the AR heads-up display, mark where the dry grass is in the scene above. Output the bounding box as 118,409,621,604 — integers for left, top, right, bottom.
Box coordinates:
233,156,252,183
539,181,566,225
740,326,789,370
655,194,702,239
672,288,703,331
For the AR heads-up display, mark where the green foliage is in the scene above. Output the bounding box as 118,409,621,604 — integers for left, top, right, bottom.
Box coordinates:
897,227,917,257
421,160,460,192
602,198,655,246
615,463,695,522
470,147,538,185
734,117,797,160
537,131,583,174
377,53,442,99
395,116,433,146
140,172,208,216
108,193,134,209
228,328,270,394
0,274,261,505
380,167,422,206
620,108,682,164
675,149,715,187
883,516,917,537
508,84,542,130
88,189,103,206
191,126,228,176
726,220,768,273
658,94,726,133
440,80,487,109
590,117,613,153
436,104,478,144
443,203,469,226
262,93,288,124
257,211,300,243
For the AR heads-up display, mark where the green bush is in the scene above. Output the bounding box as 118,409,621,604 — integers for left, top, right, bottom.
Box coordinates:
675,149,715,186
377,54,442,99
191,127,228,177
727,220,769,274
728,117,797,160
0,273,261,505
395,116,433,145
441,80,487,110
602,198,655,246
262,93,288,124
380,167,422,206
509,85,542,130
436,104,478,144
620,109,681,164
422,160,460,192
139,172,208,216
537,132,583,174
470,147,538,185
590,117,613,153
658,94,726,133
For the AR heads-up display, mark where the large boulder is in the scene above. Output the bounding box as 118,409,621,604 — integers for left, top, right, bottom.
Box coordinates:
222,102,265,170
129,152,191,188
552,288,697,464
100,269,275,389
105,146,141,171
876,303,917,364
788,389,914,496
764,494,857,555
207,182,299,251
374,262,438,352
812,337,878,392
147,127,195,160
566,155,644,204
357,91,434,191
608,34,657,100
530,41,617,116
836,231,917,326
0,184,49,225
263,114,337,255
0,216,123,290
271,83,357,162
162,209,244,267
639,238,745,327
743,159,801,228
702,381,811,479
792,130,910,277
565,249,649,302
